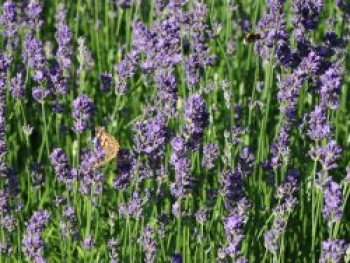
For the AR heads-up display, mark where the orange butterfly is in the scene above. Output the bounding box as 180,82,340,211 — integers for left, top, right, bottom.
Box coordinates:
93,127,120,168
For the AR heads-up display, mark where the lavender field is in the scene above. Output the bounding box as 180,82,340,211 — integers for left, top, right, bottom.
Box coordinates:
0,0,349,262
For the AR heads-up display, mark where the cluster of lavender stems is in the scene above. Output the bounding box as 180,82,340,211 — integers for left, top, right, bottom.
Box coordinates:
22,210,50,262
218,147,254,261
253,0,349,260
264,170,300,258
0,0,348,262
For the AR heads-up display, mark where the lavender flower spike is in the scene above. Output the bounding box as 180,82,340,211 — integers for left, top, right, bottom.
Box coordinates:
72,94,95,133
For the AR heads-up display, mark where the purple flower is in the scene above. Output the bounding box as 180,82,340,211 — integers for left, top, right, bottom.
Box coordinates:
155,69,178,116
30,162,45,188
220,170,244,211
171,136,186,154
309,140,342,172
323,181,343,223
265,170,300,253
184,93,209,129
238,146,255,176
114,51,138,95
78,149,104,195
0,190,9,215
116,51,138,79
0,66,7,165
224,214,243,236
100,72,113,92
0,52,10,75
55,4,72,70
82,235,94,250
26,210,50,233
133,111,168,163
34,257,46,263
183,93,209,148
51,100,64,113
276,170,300,200
270,123,291,169
114,149,132,190
291,0,323,31
119,191,148,219
1,1,16,24
254,3,291,66
195,207,207,224
172,253,182,263
26,0,43,30
50,148,74,187
115,0,132,8
0,1,19,48
49,66,68,96
296,51,322,77
32,86,52,102
22,210,50,261
0,240,12,255
132,17,181,71
9,72,25,99
320,239,348,263
202,143,219,169
22,33,47,82
264,217,287,253
77,38,94,74
277,73,305,118
140,225,157,263
220,197,250,260
172,201,180,217
108,238,119,262
72,94,95,133
307,105,332,141
170,135,192,198
345,167,350,184
60,205,79,239
1,213,16,233
320,63,343,110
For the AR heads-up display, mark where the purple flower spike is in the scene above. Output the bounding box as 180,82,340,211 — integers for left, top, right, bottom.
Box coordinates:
320,239,348,263
292,0,323,31
140,224,157,263
307,105,332,141
26,0,43,30
9,72,25,99
22,210,50,261
100,72,113,92
133,111,168,163
155,69,178,116
1,1,19,48
50,148,74,188
55,3,72,71
82,235,94,250
72,94,95,133
172,253,182,263
183,93,209,148
323,181,343,223
202,143,219,169
23,33,47,82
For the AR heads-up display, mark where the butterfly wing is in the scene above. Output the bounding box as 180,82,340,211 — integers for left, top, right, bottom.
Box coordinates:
93,127,120,168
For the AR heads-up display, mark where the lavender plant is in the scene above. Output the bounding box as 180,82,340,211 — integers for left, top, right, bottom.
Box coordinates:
0,0,348,262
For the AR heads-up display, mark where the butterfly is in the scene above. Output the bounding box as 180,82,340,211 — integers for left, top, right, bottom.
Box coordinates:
93,127,120,169
244,32,261,44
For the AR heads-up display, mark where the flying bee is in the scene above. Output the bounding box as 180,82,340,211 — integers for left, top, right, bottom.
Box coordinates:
244,32,261,44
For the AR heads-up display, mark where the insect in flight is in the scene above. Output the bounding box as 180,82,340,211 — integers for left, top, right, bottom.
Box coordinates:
93,127,120,169
244,32,261,44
